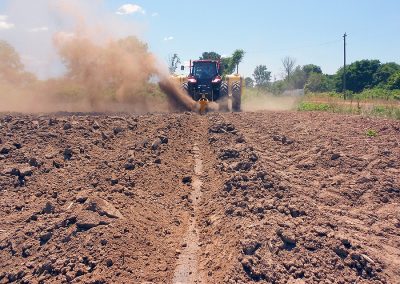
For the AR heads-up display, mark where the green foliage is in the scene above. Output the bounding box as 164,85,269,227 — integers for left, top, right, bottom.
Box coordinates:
200,52,221,61
304,73,332,93
199,50,245,76
268,80,284,95
253,65,271,88
230,49,245,73
265,62,325,93
289,66,307,89
335,59,381,93
300,92,400,119
244,77,254,88
302,64,322,76
331,60,400,94
282,64,325,91
298,102,330,111
308,89,400,101
250,58,400,96
352,88,400,100
386,72,400,90
373,62,400,87
218,57,232,76
366,129,377,137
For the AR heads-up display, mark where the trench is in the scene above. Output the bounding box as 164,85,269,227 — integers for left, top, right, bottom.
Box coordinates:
172,144,203,284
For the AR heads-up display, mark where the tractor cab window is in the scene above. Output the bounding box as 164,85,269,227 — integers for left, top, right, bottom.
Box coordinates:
192,62,218,80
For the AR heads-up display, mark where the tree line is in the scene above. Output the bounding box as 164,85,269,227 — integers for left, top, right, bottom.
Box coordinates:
0,40,37,86
3,38,398,97
247,57,400,95
170,49,400,96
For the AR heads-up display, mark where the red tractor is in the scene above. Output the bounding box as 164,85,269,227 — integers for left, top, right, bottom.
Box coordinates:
175,60,242,112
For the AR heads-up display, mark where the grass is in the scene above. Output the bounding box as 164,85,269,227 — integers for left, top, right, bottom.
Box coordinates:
297,102,330,111
299,92,400,120
366,129,378,137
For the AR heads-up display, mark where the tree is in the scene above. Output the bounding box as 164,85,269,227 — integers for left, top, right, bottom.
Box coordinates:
289,66,307,89
0,40,23,82
167,53,181,74
199,50,244,76
230,49,245,74
335,59,381,93
199,51,221,61
0,40,37,85
253,65,271,88
220,57,234,76
304,73,332,93
373,62,400,87
245,77,254,88
282,56,296,80
199,51,230,74
386,71,400,90
270,80,287,95
302,64,322,77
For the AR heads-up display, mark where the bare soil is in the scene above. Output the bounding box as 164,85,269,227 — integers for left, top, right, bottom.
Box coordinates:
0,111,399,284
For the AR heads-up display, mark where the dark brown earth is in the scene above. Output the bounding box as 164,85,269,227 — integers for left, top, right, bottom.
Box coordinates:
0,111,399,284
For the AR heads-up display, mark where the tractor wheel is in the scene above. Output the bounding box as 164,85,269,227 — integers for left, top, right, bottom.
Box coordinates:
232,81,242,112
218,82,229,112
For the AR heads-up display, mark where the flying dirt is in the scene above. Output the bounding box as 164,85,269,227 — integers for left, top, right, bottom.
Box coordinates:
0,0,203,114
0,32,198,114
0,32,228,114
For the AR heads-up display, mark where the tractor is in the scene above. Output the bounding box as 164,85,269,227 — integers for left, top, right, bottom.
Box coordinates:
173,60,242,112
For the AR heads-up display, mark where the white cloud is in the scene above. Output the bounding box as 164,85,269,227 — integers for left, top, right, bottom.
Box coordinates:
151,12,159,17
29,26,49,32
0,15,14,30
116,4,145,15
164,36,174,41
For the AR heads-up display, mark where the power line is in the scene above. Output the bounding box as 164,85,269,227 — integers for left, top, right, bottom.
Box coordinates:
246,38,342,54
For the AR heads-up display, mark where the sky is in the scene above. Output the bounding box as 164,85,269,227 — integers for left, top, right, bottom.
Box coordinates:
0,0,399,80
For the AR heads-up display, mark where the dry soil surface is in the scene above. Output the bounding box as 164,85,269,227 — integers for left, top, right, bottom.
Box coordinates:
0,111,399,284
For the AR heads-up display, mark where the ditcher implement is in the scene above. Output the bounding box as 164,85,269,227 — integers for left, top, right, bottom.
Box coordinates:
172,60,242,113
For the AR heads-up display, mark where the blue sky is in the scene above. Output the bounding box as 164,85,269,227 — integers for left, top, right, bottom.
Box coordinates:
0,0,399,79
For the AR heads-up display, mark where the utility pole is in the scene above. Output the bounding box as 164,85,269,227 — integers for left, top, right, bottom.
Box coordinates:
343,32,347,100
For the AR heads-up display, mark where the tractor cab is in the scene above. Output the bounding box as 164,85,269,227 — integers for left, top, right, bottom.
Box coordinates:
175,58,242,112
186,60,222,101
191,60,219,80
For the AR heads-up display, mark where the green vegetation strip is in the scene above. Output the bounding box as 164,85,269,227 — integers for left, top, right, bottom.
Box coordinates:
298,100,400,120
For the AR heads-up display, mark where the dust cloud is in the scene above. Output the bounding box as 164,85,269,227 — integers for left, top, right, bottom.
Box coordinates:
0,0,194,113
242,92,300,112
158,79,198,112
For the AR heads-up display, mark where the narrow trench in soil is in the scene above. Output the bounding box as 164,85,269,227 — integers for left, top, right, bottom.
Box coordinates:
172,144,203,284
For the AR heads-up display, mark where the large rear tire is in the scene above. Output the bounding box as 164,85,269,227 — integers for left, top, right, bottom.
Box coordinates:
232,81,242,112
218,82,229,112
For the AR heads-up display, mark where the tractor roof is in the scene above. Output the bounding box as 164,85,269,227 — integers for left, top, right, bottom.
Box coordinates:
193,60,218,63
